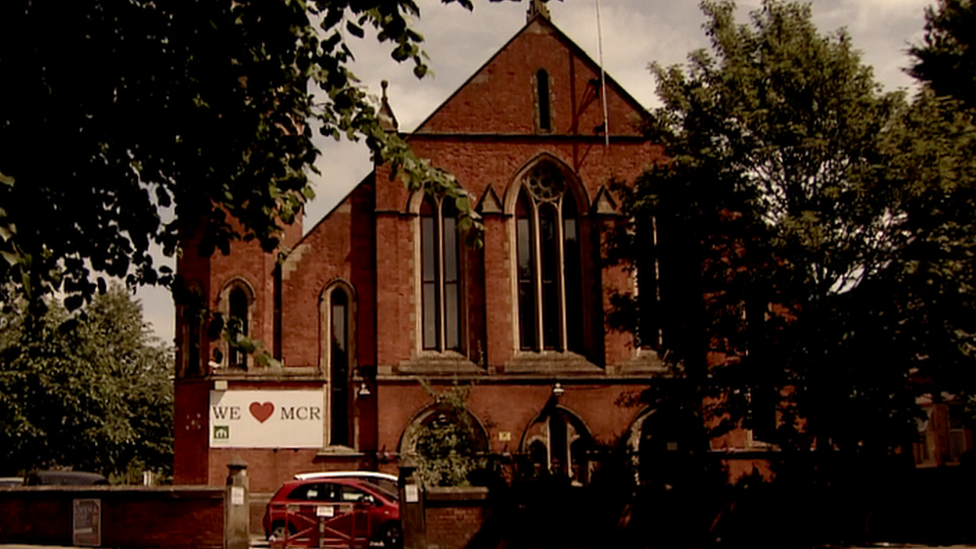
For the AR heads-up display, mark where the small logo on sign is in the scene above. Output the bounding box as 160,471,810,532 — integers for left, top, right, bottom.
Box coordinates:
214,425,230,439
249,402,275,423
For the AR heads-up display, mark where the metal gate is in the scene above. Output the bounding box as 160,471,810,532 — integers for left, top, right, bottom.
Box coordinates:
269,502,372,549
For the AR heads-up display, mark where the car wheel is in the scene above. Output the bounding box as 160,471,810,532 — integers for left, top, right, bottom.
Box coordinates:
269,522,294,541
379,522,402,549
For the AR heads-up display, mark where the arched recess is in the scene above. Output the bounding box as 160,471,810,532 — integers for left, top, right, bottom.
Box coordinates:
519,404,593,485
626,407,708,487
502,153,589,214
177,282,206,378
398,401,490,455
503,154,593,355
320,280,358,448
217,277,256,369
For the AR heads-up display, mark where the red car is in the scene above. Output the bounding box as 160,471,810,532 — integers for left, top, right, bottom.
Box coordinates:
263,476,401,548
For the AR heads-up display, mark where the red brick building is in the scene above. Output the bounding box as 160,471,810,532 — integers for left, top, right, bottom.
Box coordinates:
171,4,756,493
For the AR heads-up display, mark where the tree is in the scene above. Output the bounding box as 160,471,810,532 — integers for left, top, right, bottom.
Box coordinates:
615,0,976,458
909,0,976,109
0,285,173,481
406,380,490,487
0,0,491,319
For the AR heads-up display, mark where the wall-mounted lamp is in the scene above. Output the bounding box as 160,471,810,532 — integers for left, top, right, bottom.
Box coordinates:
552,382,565,398
357,382,371,398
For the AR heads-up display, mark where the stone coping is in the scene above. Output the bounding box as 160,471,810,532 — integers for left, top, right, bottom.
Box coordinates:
425,486,489,503
0,485,224,497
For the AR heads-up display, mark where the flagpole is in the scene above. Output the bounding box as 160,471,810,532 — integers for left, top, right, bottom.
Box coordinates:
595,0,610,148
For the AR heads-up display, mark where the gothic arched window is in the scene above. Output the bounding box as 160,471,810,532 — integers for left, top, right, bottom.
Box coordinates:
515,161,584,352
321,282,357,448
522,406,592,485
330,289,351,446
420,196,462,352
218,280,254,370
228,287,249,368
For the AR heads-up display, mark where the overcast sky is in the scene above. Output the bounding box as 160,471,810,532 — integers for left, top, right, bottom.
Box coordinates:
137,0,934,344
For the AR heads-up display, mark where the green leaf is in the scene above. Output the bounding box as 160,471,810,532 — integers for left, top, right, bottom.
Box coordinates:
346,21,365,38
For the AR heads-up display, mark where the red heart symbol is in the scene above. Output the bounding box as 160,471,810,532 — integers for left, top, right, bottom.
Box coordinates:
249,402,274,423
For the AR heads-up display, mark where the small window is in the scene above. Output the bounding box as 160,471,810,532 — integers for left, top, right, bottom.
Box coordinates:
228,287,249,367
537,69,551,131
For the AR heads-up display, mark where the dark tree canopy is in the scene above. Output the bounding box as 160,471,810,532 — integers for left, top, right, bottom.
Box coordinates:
613,0,976,458
0,0,496,317
0,285,173,481
909,0,976,109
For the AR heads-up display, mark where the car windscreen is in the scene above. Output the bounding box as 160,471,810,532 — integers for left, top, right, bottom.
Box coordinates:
369,482,399,501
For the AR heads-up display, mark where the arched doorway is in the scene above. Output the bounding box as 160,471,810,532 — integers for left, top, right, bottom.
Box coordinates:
521,405,592,485
628,407,707,488
400,403,489,487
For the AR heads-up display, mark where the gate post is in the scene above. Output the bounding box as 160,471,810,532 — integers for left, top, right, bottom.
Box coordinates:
225,456,250,549
399,456,426,549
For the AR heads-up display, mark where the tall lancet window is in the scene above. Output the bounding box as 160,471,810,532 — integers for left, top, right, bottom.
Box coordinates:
516,160,585,352
227,286,250,368
536,69,552,132
421,196,463,352
330,289,350,446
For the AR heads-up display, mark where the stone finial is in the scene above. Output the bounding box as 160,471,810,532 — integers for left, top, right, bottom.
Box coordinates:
379,79,399,132
527,0,551,22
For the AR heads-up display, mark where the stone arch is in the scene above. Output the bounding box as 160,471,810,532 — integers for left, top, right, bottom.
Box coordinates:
397,401,490,455
626,406,707,486
519,404,594,484
502,152,589,215
405,179,471,215
406,190,425,215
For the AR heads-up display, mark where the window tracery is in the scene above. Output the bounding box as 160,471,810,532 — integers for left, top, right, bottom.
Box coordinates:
515,160,584,352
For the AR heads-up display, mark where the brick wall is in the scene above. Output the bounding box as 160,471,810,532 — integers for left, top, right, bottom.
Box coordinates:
0,486,224,549
424,487,488,549
172,13,668,493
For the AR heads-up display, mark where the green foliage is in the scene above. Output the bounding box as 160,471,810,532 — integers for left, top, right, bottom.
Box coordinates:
909,0,976,109
407,379,488,487
0,285,173,480
615,0,976,455
0,0,488,319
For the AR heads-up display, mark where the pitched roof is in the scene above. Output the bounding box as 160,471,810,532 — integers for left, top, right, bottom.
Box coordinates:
410,15,648,137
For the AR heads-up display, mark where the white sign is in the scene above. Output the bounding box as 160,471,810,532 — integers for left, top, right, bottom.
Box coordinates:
231,486,245,506
405,484,419,503
316,505,335,517
73,499,101,547
209,390,324,448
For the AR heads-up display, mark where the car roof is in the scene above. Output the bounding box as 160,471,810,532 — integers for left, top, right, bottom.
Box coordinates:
276,475,400,502
293,471,397,482
25,471,108,485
